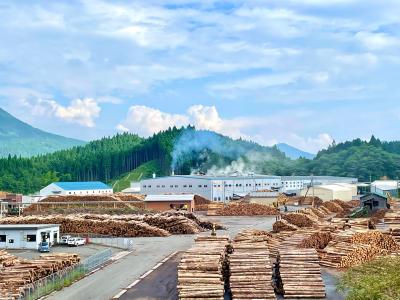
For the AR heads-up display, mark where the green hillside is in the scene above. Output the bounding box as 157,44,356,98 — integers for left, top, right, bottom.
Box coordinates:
0,108,85,157
110,160,163,192
1,123,399,195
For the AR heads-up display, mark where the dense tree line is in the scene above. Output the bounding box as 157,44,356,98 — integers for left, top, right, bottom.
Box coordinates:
1,129,400,194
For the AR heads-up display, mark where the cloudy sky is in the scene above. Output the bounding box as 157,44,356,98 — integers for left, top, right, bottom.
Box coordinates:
0,0,399,153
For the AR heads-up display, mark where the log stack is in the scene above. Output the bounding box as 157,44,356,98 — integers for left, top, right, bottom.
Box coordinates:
229,239,276,299
0,251,80,299
279,248,326,299
214,203,278,216
281,213,315,228
177,236,229,300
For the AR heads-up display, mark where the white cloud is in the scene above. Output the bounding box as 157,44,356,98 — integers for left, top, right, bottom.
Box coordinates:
117,104,332,152
117,105,189,136
355,31,400,50
54,98,101,127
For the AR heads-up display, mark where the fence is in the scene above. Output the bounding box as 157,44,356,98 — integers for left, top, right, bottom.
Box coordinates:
63,232,134,250
21,248,112,300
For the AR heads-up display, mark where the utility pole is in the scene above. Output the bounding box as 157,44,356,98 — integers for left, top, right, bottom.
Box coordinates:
311,174,314,198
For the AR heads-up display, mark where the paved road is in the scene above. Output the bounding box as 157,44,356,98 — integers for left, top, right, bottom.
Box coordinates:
46,216,276,300
120,253,182,300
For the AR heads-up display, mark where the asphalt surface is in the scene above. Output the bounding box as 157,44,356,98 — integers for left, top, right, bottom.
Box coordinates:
45,216,277,300
120,252,182,300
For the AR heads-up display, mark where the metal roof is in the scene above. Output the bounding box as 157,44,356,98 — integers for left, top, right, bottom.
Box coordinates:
142,174,281,181
144,194,195,202
53,181,111,191
0,224,60,230
281,176,358,181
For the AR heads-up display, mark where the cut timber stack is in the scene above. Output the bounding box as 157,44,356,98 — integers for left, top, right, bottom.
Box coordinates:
230,235,276,299
214,203,278,216
279,248,326,299
0,251,80,299
178,236,229,300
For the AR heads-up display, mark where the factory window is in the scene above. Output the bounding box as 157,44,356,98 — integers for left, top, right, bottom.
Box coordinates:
214,197,217,201
235,184,238,187
183,185,187,188
229,196,232,200
218,185,221,187
26,235,36,242
143,185,147,188
189,185,192,188
162,185,165,188
225,196,228,200
148,185,151,188
218,197,221,201
204,185,208,188
175,185,178,188
0,235,5,242
198,185,202,188
214,185,217,188
8,239,14,244
156,185,160,188
239,184,242,187
170,185,174,188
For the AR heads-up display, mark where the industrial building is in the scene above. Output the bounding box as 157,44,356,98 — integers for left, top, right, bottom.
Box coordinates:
140,175,282,202
40,181,113,197
139,174,358,202
0,224,60,249
300,184,356,201
144,194,195,212
370,180,399,197
360,193,388,211
281,176,358,193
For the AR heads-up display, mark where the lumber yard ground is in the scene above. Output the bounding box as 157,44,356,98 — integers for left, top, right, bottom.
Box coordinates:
32,216,343,300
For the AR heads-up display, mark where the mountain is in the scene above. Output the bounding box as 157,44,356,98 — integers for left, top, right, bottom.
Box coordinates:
0,108,86,157
276,143,315,159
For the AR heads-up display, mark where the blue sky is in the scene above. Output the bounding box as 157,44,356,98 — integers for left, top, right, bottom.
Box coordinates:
0,0,399,153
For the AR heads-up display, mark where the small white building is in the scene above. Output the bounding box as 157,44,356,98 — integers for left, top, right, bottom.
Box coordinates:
300,184,355,201
121,182,141,194
0,224,60,249
281,176,358,193
40,181,113,197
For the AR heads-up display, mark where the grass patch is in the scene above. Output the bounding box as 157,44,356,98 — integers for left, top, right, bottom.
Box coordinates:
337,256,400,300
110,160,162,192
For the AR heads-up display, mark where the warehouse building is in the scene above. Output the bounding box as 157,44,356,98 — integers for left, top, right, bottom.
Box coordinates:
144,194,195,212
360,193,388,211
370,180,399,197
0,224,60,249
281,176,358,193
300,184,356,201
40,181,113,197
140,174,282,202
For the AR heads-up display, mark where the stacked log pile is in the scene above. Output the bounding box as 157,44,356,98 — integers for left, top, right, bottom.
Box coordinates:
177,236,229,300
1,211,222,236
351,231,400,251
272,219,299,232
279,248,326,299
229,236,276,299
338,245,384,268
299,232,332,250
0,215,170,237
0,251,80,299
281,213,315,228
214,203,278,216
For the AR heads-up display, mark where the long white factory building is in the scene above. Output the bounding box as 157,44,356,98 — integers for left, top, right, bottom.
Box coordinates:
139,174,358,202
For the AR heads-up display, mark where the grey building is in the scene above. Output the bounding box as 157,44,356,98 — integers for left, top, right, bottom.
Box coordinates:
360,193,388,211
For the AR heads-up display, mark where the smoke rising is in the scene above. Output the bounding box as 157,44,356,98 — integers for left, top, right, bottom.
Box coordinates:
171,129,273,175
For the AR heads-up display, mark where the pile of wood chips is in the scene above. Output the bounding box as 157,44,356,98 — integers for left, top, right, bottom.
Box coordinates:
230,233,276,299
279,248,326,299
177,235,230,300
0,251,80,299
213,203,278,216
272,219,300,232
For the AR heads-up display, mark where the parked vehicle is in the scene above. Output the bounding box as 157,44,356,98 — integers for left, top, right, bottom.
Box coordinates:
38,241,50,252
67,237,86,247
60,235,72,244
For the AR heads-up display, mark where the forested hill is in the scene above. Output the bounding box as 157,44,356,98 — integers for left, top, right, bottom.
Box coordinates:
1,127,399,194
307,136,400,181
0,127,284,194
0,108,85,157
